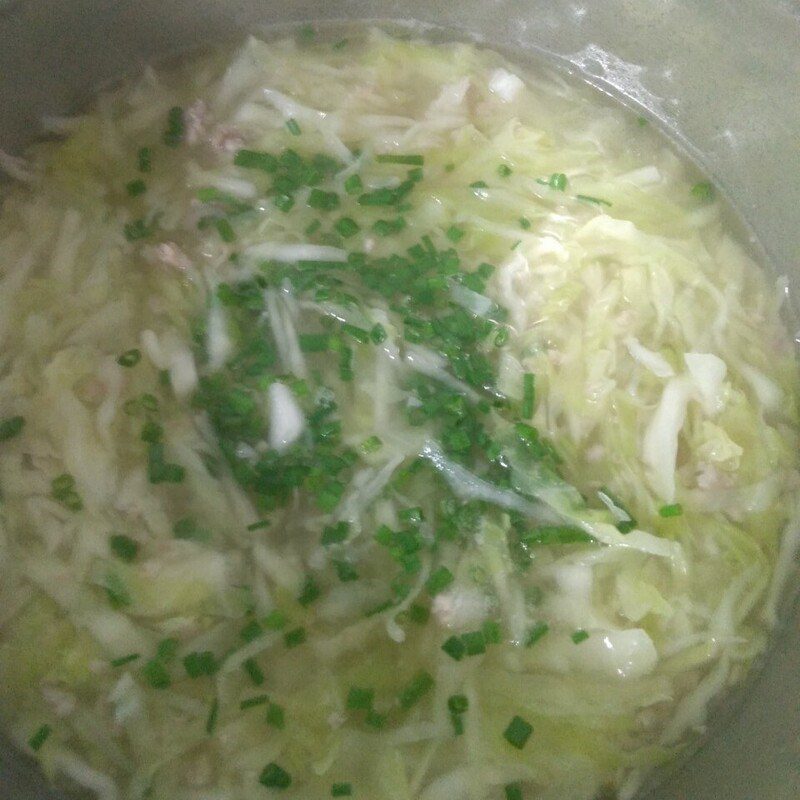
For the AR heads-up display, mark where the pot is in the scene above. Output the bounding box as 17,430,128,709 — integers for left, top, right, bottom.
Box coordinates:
1,2,798,799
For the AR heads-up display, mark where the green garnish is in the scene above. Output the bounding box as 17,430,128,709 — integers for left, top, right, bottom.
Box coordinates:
549,172,567,190
239,619,263,643
162,106,185,147
346,686,374,711
214,217,236,243
571,629,590,644
173,517,211,542
183,651,218,678
519,217,531,230
321,521,350,546
234,149,278,172
334,217,360,238
243,657,265,686
344,174,363,195
447,694,469,714
157,638,179,661
51,473,82,511
126,179,147,197
375,154,424,166
298,576,321,607
425,566,454,595
659,503,683,518
398,670,434,709
521,525,592,546
525,621,549,647
308,188,340,211
285,118,301,136
0,415,24,441
263,609,288,630
331,783,353,797
333,559,359,582
205,697,219,735
260,762,291,790
576,194,612,207
283,627,306,648
332,39,348,51
266,701,286,729
691,181,714,201
505,783,524,800
522,372,535,418
372,216,406,236
503,715,533,749
497,163,513,177
117,348,141,367
469,180,488,189
110,653,140,668
360,435,383,454
28,725,51,752
142,658,171,689
124,217,156,241
137,146,152,173
246,519,271,531
239,694,269,710
446,225,465,242
109,533,139,563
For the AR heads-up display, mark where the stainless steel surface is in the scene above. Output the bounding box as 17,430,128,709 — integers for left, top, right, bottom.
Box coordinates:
1,2,798,799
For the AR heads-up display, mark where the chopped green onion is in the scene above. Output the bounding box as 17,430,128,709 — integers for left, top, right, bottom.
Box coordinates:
321,521,350,546
406,603,430,625
334,217,360,238
691,181,714,201
549,172,567,190
126,179,147,197
469,180,488,189
522,372,535,418
447,694,469,715
503,715,533,749
482,620,502,644
519,217,531,230
239,619,263,643
342,323,370,344
0,415,25,441
425,565,454,596
398,670,434,709
505,783,524,800
283,627,306,648
576,194,612,207
246,519,271,531
205,697,219,735
497,163,513,177
240,694,269,710
331,783,353,797
124,217,155,241
243,657,265,686
137,146,152,173
298,576,321,607
346,686,374,710
263,609,288,630
156,638,179,661
375,153,424,166
273,193,295,213
461,630,486,656
522,525,593,546
343,174,363,195
28,725,51,752
214,217,236,243
372,216,406,236
172,517,211,543
234,149,278,172
162,106,185,147
494,327,510,347
333,559,358,582
183,651,218,678
659,503,684,518
446,225,465,242
571,629,590,644
266,701,285,729
260,762,291,790
142,658,171,690
109,534,139,563
299,333,332,352
110,653,140,668
525,621,549,647
285,118,301,136
117,348,141,367
308,188,340,211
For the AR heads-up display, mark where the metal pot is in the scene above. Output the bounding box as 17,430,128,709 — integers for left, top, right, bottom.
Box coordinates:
1,2,798,798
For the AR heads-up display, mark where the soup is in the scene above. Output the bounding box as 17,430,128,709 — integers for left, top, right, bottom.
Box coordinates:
0,27,797,800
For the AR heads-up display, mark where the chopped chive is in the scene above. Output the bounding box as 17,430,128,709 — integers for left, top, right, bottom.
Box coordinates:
549,172,568,191
233,149,278,172
372,216,406,236
28,725,51,752
461,630,486,656
576,194,612,207
346,686,374,711
398,670,434,709
240,694,269,710
163,106,185,147
525,621,549,647
375,154,424,166
691,181,714,201
331,783,352,797
283,627,306,648
494,327,510,347
571,629,590,644
183,651,218,678
659,503,683,518
451,713,465,736
298,576,321,607
522,525,593,546
142,658,171,690
469,180,488,189
519,217,531,230
482,620,502,645
342,323,370,344
205,697,219,735
273,193,295,213
334,217,360,238
308,188,340,211
425,565,454,596
117,348,141,367
299,333,332,352
246,519,271,531
505,783,524,800
343,174,363,195
497,163,513,178
406,603,430,625
0,415,24,441
243,657,265,686
285,118,301,136
156,638,179,661
446,225,465,242
137,146,152,173
239,619,263,643
503,715,533,749
266,701,285,729
365,709,386,728
140,419,163,444
126,179,147,197
111,653,140,667
333,559,359,582
321,521,350,546
109,534,139,563
214,217,236,243
172,517,211,543
447,694,469,715
263,609,288,630
522,372,535,418
260,762,291,790
369,323,387,344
